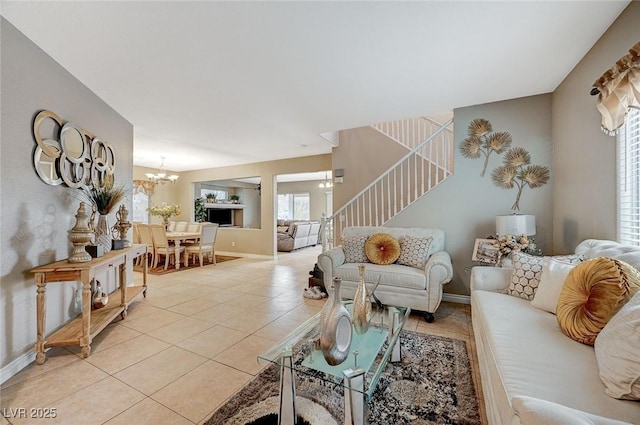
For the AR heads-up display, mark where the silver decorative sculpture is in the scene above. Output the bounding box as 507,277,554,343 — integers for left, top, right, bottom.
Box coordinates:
320,277,353,366
111,205,132,248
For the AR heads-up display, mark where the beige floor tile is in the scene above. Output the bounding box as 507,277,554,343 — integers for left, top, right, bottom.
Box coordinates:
85,334,171,374
199,288,244,303
177,326,249,359
20,376,145,425
213,335,277,375
218,309,281,333
0,361,108,410
104,398,193,425
114,346,207,395
119,309,186,333
222,293,272,308
151,360,251,423
190,303,248,324
167,298,220,315
278,304,322,323
122,300,164,320
147,317,214,344
145,293,197,309
1,347,80,389
252,317,304,341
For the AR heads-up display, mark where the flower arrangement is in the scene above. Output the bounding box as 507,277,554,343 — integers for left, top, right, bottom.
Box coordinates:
493,234,530,256
148,203,182,220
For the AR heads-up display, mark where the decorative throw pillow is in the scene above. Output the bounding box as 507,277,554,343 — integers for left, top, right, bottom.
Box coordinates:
365,233,401,265
557,257,640,345
277,226,289,233
396,236,433,269
507,252,583,301
342,235,369,263
512,396,631,425
595,292,640,400
531,258,577,314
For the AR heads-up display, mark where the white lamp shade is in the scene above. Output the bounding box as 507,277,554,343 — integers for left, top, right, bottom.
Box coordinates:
496,214,536,236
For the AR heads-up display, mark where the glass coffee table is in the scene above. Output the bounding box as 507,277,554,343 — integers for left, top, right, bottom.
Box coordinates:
258,301,410,425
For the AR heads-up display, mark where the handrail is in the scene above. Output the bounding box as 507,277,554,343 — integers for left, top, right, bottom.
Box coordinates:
330,118,452,221
321,118,453,251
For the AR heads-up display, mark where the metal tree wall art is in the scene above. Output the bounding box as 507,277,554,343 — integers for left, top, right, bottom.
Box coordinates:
491,147,550,211
459,118,513,177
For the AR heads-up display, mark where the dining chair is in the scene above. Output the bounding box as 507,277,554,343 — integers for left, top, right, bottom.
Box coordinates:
187,222,201,233
150,224,185,270
136,224,155,267
167,221,177,232
175,221,188,232
185,223,219,267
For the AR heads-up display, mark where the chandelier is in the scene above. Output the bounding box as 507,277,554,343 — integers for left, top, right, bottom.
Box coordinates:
146,157,179,184
318,171,333,188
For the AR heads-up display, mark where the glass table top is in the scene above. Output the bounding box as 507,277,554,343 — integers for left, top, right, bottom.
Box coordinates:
258,301,410,401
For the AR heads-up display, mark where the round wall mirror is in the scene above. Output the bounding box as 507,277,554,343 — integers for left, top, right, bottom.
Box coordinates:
60,123,85,163
33,139,62,186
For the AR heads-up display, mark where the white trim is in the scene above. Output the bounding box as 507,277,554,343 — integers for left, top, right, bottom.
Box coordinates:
0,349,36,385
442,293,471,305
216,250,274,260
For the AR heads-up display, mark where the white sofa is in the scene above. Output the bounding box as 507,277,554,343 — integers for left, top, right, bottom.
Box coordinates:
317,226,453,322
470,239,640,425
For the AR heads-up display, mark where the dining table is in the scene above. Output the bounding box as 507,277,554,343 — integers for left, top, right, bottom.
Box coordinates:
165,231,200,269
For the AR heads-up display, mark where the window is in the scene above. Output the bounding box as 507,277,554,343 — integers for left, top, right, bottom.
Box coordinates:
617,108,640,245
278,193,310,220
132,192,149,224
200,189,227,200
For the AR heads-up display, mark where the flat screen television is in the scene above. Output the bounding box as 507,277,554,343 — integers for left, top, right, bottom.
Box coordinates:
207,208,233,226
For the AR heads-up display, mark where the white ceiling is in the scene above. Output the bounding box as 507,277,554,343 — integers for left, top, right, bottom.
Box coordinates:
1,1,629,172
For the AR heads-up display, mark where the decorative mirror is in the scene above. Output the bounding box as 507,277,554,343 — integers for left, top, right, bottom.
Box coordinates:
33,139,63,186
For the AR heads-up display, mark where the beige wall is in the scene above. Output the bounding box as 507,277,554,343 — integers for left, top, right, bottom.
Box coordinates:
1,19,133,372
552,1,640,253
133,165,181,226
170,155,332,257
277,180,332,221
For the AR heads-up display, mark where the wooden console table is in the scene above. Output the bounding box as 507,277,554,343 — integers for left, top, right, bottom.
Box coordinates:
30,244,148,364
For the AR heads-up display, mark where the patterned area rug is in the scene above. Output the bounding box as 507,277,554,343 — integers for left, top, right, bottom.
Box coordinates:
205,331,479,425
144,254,240,275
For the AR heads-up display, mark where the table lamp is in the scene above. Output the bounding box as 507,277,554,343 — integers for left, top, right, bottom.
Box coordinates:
496,214,536,236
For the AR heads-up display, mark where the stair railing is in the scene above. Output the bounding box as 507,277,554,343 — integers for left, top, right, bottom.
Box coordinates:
321,118,453,251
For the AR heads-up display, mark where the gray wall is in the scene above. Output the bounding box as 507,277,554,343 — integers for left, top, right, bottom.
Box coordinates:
0,19,133,372
389,94,553,295
552,1,640,253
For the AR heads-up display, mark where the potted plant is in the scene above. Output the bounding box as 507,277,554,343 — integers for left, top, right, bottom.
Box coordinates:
194,197,207,222
83,182,126,254
229,194,240,204
205,193,216,203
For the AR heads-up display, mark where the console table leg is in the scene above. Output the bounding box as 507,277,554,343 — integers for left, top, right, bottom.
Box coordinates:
35,274,47,365
79,274,92,358
278,348,296,425
388,309,401,363
344,367,366,425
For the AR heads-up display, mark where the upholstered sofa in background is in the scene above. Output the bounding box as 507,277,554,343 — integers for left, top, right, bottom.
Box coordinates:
277,220,321,252
317,226,453,322
470,239,640,425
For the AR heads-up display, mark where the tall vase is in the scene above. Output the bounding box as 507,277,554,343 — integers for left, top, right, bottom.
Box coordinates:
95,214,112,253
162,216,170,231
320,277,353,366
353,264,372,334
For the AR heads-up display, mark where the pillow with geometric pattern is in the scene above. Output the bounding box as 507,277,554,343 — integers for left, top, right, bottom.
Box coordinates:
507,252,583,301
342,235,370,263
396,236,433,269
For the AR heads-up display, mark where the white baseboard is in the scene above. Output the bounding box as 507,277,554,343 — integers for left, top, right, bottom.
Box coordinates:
0,349,36,385
442,293,471,305
217,250,274,260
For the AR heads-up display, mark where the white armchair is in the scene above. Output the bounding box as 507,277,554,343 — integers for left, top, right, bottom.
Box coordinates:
318,226,453,322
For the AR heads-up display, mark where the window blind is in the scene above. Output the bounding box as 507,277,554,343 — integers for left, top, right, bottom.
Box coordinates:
618,108,640,245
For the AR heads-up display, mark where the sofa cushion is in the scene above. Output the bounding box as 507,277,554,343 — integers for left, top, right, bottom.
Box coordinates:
557,258,640,345
365,233,400,265
507,252,583,300
335,263,427,291
396,236,433,269
595,292,640,400
512,396,633,425
342,235,369,263
531,258,577,314
472,290,640,422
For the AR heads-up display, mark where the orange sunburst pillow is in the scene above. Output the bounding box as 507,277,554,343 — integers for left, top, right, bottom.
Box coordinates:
556,257,640,345
365,233,401,265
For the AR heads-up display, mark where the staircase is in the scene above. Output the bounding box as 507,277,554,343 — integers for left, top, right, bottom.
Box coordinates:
321,117,454,250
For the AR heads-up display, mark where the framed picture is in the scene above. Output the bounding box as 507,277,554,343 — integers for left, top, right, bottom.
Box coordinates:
472,238,500,264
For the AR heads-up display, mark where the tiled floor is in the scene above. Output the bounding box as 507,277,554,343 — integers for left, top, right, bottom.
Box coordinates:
1,246,486,425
